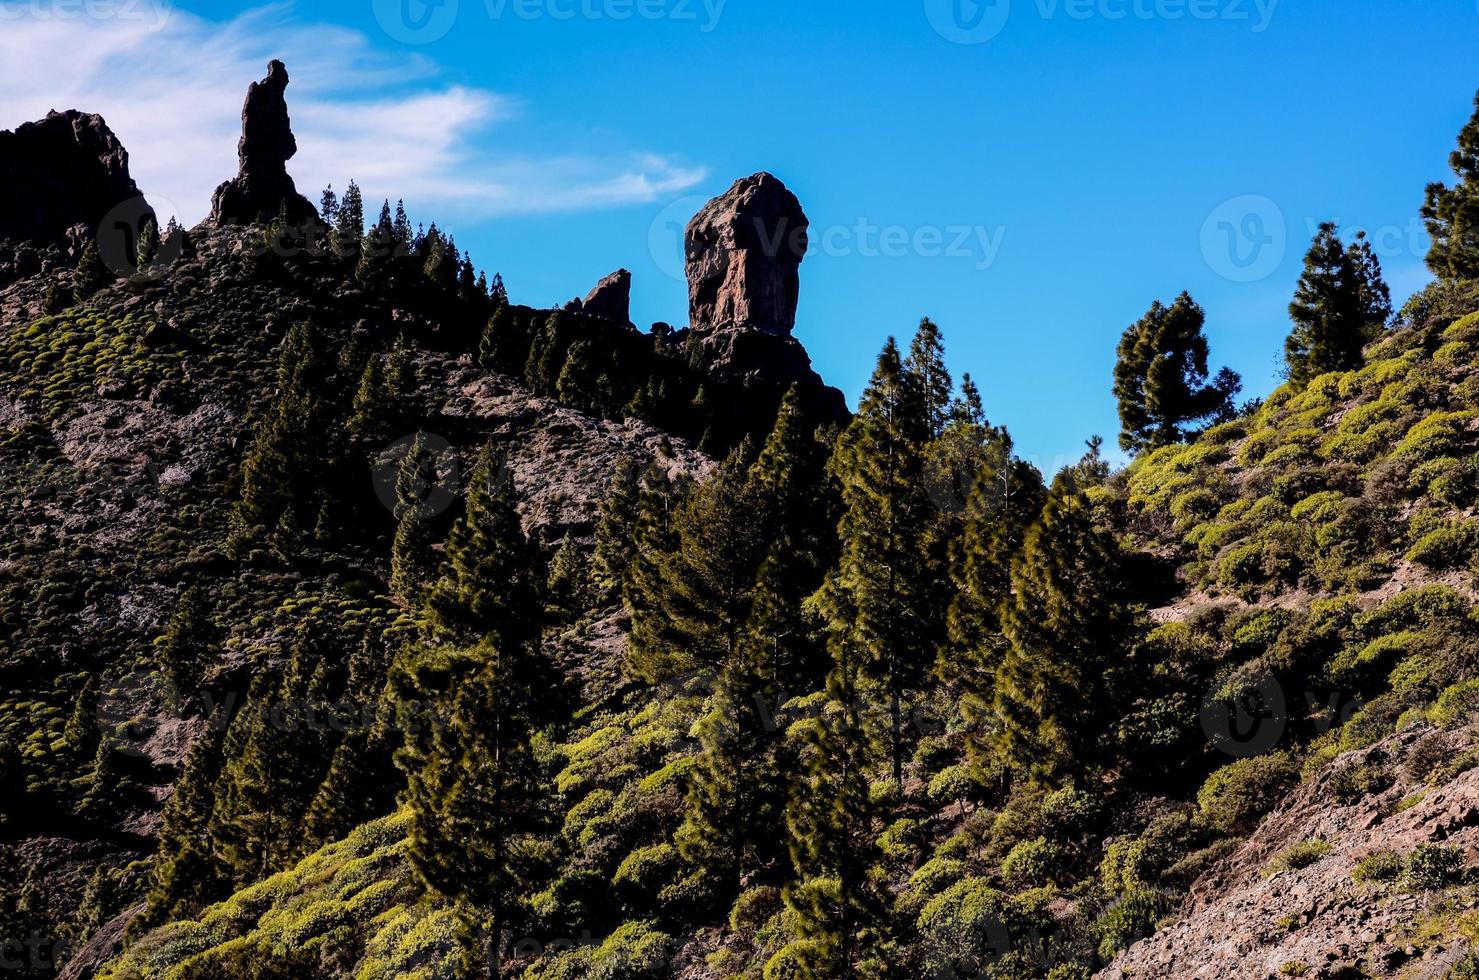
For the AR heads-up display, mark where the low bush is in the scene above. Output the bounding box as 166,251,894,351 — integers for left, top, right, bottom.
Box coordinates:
1352,849,1404,884
1265,840,1332,877
1404,844,1466,891
1197,752,1299,834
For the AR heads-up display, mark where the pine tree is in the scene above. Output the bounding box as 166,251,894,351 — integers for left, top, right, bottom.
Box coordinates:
773,623,891,979
488,272,508,307
396,452,548,920
545,534,592,622
391,434,443,602
63,677,99,756
813,339,934,785
625,450,765,682
72,240,111,300
346,349,408,443
131,720,227,936
478,303,514,372
904,317,953,439
75,738,126,819
356,201,397,287
209,629,336,882
950,372,986,428
154,585,217,697
1114,291,1242,453
392,200,413,255
333,180,364,257
940,428,1045,771
319,185,339,225
556,339,602,412
304,636,399,848
1423,90,1479,282
591,457,640,605
1285,224,1393,387
395,639,545,916
137,214,160,270
425,446,539,653
677,392,833,897
230,323,324,554
993,474,1140,785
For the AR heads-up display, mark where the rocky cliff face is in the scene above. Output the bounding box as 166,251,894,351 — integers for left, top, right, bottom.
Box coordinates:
1102,723,1479,979
209,60,316,226
0,109,152,283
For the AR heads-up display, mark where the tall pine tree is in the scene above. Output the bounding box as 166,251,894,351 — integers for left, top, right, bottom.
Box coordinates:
1285,223,1392,387
1422,89,1479,282
813,339,933,785
1114,292,1241,453
993,474,1140,786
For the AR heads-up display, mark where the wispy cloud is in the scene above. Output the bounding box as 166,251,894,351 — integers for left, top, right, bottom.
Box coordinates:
0,2,704,226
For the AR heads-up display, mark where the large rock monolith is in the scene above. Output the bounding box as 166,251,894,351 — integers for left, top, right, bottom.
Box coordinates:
209,60,316,226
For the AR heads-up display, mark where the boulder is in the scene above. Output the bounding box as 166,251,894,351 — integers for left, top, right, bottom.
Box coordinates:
209,60,316,227
579,268,632,323
0,109,152,280
685,172,807,335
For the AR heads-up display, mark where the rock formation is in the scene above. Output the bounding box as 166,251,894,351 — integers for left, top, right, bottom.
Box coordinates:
209,60,316,227
577,268,632,323
0,109,152,282
680,173,846,434
685,172,807,335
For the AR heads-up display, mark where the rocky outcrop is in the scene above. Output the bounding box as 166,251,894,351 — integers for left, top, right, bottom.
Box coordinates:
0,109,152,282
686,172,807,335
577,268,632,323
678,174,846,435
1101,724,1479,979
209,60,316,227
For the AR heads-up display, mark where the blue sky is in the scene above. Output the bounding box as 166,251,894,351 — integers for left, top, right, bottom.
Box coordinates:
2,0,1477,469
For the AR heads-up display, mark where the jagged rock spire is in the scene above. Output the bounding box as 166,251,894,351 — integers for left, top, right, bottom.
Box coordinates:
209,60,316,227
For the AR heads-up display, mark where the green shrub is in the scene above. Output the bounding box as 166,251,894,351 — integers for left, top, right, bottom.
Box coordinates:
917,877,1013,980
1430,749,1479,786
927,763,981,807
1432,679,1479,727
1265,839,1332,877
1394,412,1476,462
1197,752,1299,834
1352,849,1404,884
1448,953,1479,980
1001,837,1064,890
1406,521,1479,570
1094,887,1165,962
1404,844,1466,891
612,844,679,900
1327,762,1393,804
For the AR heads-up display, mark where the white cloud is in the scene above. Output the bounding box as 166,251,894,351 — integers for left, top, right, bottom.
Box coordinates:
0,2,705,226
